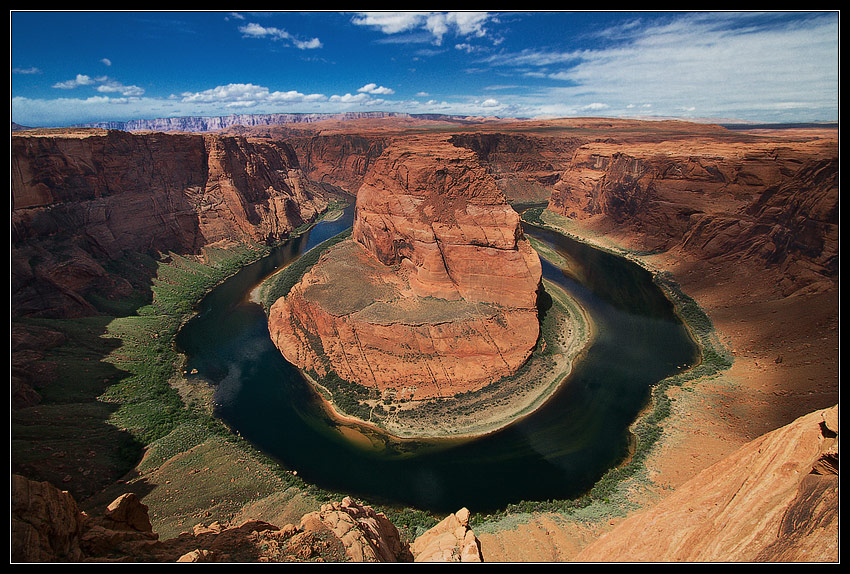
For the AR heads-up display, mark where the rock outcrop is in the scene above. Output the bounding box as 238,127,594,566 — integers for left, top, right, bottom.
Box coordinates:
298,497,413,562
575,405,838,562
268,136,543,399
410,507,483,562
11,129,328,318
11,474,481,563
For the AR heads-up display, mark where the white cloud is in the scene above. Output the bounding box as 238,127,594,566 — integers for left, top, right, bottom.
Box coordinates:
350,12,430,34
581,102,609,111
52,74,144,96
12,67,41,75
329,92,379,104
238,22,322,49
96,80,144,97
53,74,97,89
180,83,326,106
477,12,838,121
358,83,395,95
352,11,493,45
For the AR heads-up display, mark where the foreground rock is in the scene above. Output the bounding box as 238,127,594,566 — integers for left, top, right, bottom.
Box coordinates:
269,136,542,400
11,474,481,563
410,507,482,562
575,405,838,562
12,403,836,562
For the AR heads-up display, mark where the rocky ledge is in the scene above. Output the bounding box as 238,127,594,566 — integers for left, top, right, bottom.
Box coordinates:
11,473,481,563
268,136,543,402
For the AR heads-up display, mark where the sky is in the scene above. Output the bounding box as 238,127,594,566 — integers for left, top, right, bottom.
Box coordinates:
10,10,840,127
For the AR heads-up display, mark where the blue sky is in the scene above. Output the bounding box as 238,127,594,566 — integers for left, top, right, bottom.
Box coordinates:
11,11,839,127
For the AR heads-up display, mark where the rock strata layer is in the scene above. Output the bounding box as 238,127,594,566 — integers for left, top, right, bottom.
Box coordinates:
546,138,838,295
268,136,542,400
11,129,328,318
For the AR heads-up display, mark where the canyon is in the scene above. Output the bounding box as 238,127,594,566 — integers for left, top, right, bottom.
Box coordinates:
10,116,838,562
11,129,331,320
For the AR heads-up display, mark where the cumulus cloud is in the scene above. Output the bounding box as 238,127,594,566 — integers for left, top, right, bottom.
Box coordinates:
352,11,492,45
329,92,379,104
180,83,326,106
52,74,144,96
358,83,395,95
53,74,97,89
238,22,322,49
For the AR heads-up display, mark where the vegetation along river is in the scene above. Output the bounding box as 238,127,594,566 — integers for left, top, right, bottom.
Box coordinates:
175,203,699,515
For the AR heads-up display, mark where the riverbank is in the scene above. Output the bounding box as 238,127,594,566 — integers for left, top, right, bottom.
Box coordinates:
247,205,348,306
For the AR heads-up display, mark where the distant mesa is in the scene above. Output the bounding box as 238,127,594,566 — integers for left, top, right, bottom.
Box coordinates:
71,112,517,133
268,136,543,400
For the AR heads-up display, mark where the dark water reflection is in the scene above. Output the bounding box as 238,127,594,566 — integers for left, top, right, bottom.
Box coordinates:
176,204,699,514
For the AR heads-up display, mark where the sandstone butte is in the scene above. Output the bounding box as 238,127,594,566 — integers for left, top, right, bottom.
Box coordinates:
268,136,543,400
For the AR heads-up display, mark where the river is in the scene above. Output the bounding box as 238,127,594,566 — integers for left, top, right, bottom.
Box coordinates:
175,203,699,514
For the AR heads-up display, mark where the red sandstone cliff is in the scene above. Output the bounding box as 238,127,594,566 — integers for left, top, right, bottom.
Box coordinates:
268,136,542,400
11,129,328,318
546,137,838,294
288,133,390,193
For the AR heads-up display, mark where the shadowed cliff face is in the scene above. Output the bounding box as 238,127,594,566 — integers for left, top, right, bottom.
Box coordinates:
11,130,328,318
546,139,838,295
288,134,390,194
268,136,543,399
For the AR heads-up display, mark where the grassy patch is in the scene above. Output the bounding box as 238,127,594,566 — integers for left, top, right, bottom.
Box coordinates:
256,229,352,311
11,240,277,502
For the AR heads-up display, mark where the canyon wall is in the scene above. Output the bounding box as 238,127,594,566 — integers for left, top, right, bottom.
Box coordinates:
288,133,391,193
11,129,328,318
268,136,543,399
546,137,838,295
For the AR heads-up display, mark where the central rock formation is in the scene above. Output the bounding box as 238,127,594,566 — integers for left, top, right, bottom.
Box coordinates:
268,136,542,400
